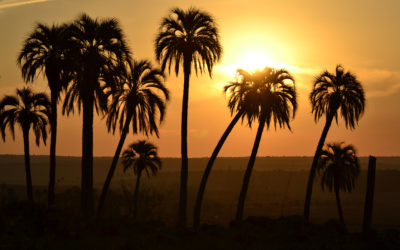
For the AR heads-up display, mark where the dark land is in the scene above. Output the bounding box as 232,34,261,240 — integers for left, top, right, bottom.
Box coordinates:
1,155,399,249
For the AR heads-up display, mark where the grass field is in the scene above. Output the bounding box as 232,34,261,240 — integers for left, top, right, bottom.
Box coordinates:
1,155,399,231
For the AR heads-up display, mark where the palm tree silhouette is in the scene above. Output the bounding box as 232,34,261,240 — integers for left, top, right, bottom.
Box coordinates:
18,23,70,206
0,87,50,201
121,140,161,219
304,65,365,221
193,70,264,229
62,14,130,215
317,142,360,224
235,67,297,221
97,59,169,217
155,7,222,226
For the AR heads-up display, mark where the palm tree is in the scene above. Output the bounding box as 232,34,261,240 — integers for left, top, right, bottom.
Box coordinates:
17,23,70,206
0,87,50,202
193,70,263,229
304,65,365,221
62,14,130,216
97,59,169,217
317,142,360,224
235,67,297,221
121,140,162,219
155,7,222,227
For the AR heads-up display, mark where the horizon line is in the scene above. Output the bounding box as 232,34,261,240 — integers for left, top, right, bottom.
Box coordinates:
0,154,398,158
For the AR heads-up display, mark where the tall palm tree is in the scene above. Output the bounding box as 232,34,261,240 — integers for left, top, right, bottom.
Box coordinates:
97,59,169,217
193,70,263,229
304,65,365,221
62,14,130,216
317,142,360,224
121,140,162,219
235,67,297,221
0,87,50,202
155,7,222,227
17,23,70,206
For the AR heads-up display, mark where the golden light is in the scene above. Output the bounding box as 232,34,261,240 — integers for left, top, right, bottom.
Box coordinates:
237,50,274,72
216,48,306,77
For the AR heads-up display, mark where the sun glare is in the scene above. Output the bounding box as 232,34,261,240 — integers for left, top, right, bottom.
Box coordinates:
238,50,273,72
217,49,294,78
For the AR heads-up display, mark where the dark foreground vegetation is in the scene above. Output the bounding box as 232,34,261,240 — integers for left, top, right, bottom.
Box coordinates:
1,156,400,249
1,200,399,250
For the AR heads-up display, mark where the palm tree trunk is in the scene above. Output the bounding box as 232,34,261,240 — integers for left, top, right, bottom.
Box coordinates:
335,185,344,224
22,127,33,202
48,91,57,206
81,95,94,216
133,170,142,219
236,116,266,221
179,56,191,228
304,114,334,221
97,115,132,218
193,112,242,229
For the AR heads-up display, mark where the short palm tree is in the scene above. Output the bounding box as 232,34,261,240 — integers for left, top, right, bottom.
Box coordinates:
121,140,161,219
62,13,130,215
304,65,365,221
155,7,222,227
317,142,360,224
0,87,50,202
236,67,297,221
97,59,169,217
193,70,263,229
18,23,70,206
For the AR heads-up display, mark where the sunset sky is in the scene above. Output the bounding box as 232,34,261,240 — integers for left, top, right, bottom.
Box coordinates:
0,0,399,157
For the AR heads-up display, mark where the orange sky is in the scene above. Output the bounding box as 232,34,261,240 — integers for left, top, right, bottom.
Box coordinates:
0,0,399,157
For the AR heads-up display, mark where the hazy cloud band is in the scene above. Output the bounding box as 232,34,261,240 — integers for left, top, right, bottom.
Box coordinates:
0,0,49,10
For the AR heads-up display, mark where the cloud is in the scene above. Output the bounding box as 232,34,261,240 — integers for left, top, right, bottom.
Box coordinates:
357,69,400,98
0,0,49,10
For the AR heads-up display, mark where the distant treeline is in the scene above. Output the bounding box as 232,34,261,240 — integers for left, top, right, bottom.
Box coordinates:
0,155,398,186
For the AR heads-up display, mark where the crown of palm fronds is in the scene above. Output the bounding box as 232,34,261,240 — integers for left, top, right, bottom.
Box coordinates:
121,140,162,177
17,23,71,99
0,87,50,145
155,7,222,76
104,59,169,137
62,13,131,116
224,67,297,129
317,142,360,193
310,65,365,129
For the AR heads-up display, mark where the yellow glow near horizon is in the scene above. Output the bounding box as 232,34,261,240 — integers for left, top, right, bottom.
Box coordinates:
213,48,311,93
216,49,297,77
237,50,274,72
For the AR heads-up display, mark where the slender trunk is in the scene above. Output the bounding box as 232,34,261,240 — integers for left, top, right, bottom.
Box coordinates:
97,115,132,218
81,94,94,217
193,112,242,229
48,91,57,206
179,56,191,228
304,114,334,221
363,156,376,235
335,185,344,224
133,171,142,219
236,116,266,221
22,127,33,202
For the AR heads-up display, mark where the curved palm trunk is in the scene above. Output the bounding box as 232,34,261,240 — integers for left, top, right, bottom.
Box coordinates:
335,185,344,224
97,115,132,218
133,170,142,219
81,95,94,216
193,112,242,229
22,127,33,202
236,116,266,221
304,114,334,221
179,56,191,228
48,91,57,206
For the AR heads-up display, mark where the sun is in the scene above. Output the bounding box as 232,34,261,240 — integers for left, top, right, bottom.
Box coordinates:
216,49,289,77
237,50,273,72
